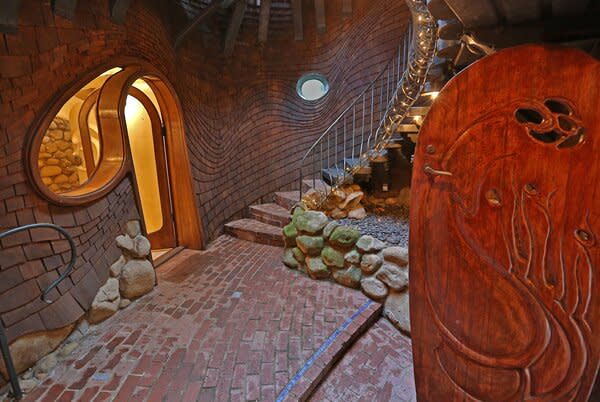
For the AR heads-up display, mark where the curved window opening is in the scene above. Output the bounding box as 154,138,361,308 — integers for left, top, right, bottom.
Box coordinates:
297,73,329,101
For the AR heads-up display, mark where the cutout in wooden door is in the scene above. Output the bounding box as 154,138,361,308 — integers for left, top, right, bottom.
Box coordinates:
125,81,176,250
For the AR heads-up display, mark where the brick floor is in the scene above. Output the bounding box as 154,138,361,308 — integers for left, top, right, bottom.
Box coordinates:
21,236,378,402
310,319,416,402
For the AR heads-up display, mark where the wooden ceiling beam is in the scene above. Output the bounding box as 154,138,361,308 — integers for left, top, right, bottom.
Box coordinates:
0,0,20,34
174,0,221,48
342,0,352,15
51,0,78,20
315,0,326,33
258,0,272,43
224,0,247,57
110,0,132,24
291,0,303,40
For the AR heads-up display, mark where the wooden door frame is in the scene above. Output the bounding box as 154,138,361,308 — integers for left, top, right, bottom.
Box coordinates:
127,86,177,249
25,57,205,249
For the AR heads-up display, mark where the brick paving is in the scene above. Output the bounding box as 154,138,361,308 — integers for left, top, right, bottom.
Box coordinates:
20,236,378,402
310,319,416,402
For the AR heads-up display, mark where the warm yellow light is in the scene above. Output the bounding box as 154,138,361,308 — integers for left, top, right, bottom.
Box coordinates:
427,91,440,99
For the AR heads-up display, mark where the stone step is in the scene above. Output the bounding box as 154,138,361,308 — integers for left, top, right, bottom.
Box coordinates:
274,191,300,210
302,179,331,193
249,203,291,228
224,219,284,247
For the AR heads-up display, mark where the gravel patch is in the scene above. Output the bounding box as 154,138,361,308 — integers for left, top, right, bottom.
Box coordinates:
337,208,409,247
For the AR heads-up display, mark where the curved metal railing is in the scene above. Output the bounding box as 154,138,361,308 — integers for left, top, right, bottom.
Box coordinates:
0,223,77,400
298,0,437,206
298,23,413,201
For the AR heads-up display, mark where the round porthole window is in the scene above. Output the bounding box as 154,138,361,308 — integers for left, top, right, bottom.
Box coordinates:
296,73,329,101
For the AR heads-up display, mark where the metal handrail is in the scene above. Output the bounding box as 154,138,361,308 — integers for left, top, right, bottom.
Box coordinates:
298,24,413,201
0,223,77,399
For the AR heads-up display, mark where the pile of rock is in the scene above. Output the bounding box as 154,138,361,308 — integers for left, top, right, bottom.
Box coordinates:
303,184,367,220
38,117,84,193
282,209,411,334
363,187,411,214
89,220,156,324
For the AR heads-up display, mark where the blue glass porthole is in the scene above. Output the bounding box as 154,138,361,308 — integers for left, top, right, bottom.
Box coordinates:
296,73,330,101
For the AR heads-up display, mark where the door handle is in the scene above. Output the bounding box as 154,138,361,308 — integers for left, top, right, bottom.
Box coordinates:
424,164,453,177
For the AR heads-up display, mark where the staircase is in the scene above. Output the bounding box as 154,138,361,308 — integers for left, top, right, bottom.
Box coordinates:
224,192,297,246
224,0,494,246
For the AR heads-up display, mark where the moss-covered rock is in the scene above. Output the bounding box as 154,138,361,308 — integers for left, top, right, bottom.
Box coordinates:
323,221,340,240
306,257,330,279
296,235,325,256
291,205,305,226
282,224,298,247
292,247,305,263
283,248,299,269
321,246,345,268
295,211,329,235
329,226,361,249
333,266,362,289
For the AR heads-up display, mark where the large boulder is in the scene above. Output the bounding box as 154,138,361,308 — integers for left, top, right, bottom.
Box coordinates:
89,278,120,324
356,235,386,254
333,266,362,289
361,277,388,301
383,246,409,266
296,235,325,256
376,263,408,291
295,211,329,235
306,257,330,280
360,254,383,275
385,291,411,335
328,226,361,249
119,260,156,299
321,246,345,269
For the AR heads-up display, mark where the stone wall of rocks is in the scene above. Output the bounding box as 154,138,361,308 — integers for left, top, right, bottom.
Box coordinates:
282,208,411,334
38,116,84,193
88,220,156,324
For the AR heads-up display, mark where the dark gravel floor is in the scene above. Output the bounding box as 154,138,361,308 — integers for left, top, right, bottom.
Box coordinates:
337,207,410,247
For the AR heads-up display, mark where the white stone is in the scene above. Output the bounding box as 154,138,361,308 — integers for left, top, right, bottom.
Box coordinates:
361,277,388,301
339,191,364,210
348,207,367,220
383,246,409,267
133,235,151,258
89,278,120,324
356,236,386,254
109,256,126,277
376,263,409,291
119,259,156,299
116,235,135,254
125,220,141,238
384,291,411,334
360,253,383,275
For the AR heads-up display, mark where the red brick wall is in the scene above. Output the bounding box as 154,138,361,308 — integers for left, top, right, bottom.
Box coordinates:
176,0,409,238
0,0,408,348
0,0,173,344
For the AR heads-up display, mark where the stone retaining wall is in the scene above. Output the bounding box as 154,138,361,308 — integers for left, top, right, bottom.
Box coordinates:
282,208,410,334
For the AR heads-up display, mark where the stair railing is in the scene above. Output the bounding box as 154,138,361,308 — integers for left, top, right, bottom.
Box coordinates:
298,0,437,206
0,223,77,400
298,23,413,202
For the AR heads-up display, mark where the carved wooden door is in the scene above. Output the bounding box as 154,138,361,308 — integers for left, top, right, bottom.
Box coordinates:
409,45,600,401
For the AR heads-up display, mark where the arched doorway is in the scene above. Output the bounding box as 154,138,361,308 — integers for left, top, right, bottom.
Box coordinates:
26,59,204,253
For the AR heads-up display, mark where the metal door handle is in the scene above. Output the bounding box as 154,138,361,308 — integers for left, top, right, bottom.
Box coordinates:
424,164,453,177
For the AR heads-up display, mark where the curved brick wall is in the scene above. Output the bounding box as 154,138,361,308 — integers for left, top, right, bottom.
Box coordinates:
0,0,408,371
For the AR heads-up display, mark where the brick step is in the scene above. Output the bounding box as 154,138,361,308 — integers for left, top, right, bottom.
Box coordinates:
274,191,300,210
224,219,284,247
301,179,331,193
249,203,291,228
